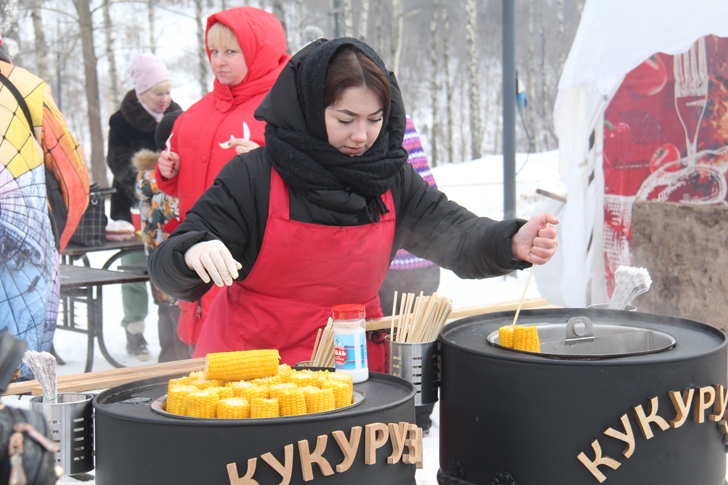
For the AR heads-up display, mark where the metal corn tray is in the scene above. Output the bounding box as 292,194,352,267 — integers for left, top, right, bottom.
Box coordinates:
487,316,677,359
150,389,366,420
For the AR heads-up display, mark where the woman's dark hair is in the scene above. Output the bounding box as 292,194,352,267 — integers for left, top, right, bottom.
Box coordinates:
323,46,391,118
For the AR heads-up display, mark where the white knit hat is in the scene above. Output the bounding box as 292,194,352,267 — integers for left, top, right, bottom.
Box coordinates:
127,54,171,94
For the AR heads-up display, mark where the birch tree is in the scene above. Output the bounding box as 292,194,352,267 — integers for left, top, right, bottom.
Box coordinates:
103,0,120,106
343,0,353,37
465,0,482,159
429,0,439,166
390,0,403,76
73,0,107,186
358,0,370,41
194,0,208,97
148,0,156,54
442,1,453,164
30,0,50,81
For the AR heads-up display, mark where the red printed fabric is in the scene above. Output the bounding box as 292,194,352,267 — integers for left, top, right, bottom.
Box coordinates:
602,34,728,296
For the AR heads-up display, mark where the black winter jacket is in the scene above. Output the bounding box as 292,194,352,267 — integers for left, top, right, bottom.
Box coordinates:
106,90,180,222
148,44,530,303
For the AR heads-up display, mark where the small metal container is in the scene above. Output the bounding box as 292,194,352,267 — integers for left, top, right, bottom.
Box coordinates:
386,338,439,405
29,393,94,475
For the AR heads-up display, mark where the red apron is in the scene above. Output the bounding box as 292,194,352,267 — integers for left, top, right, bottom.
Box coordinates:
193,167,395,372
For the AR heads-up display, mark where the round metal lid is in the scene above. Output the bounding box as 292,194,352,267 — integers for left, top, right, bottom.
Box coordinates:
440,308,727,364
486,316,677,359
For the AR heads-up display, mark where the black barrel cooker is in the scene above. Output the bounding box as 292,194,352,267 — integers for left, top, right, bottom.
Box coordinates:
438,308,728,485
93,369,418,485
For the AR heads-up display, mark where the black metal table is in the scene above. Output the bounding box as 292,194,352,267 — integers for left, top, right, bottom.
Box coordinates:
61,236,145,269
58,265,150,373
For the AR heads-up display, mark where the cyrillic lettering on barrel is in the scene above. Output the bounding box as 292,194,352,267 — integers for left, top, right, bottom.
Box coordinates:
577,440,621,483
298,436,334,481
261,444,293,485
603,414,635,458
708,385,728,422
387,422,409,464
332,427,362,473
402,424,423,469
633,396,669,439
693,386,716,424
668,389,694,428
227,458,260,485
364,423,389,465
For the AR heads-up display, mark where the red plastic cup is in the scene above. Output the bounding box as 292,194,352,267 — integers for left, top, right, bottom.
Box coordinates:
130,209,141,232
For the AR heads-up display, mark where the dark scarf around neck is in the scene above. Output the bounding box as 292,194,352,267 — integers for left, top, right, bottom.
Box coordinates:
265,38,408,222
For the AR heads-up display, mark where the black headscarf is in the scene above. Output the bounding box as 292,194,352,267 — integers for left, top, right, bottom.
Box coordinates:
263,38,409,222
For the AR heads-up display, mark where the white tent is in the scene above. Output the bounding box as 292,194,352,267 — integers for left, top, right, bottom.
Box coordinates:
553,0,728,307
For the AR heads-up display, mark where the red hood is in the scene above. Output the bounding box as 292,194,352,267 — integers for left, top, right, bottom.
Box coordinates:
205,7,289,94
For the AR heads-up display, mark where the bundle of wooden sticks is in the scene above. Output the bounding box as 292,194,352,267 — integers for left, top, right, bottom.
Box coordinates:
390,291,453,343
309,292,454,367
310,318,335,368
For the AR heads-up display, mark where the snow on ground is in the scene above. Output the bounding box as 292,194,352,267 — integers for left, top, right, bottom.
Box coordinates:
6,151,571,483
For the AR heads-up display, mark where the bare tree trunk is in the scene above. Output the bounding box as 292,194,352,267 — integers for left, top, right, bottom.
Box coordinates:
359,0,370,41
73,0,108,187
442,1,453,164
577,0,586,15
342,0,353,37
332,0,341,37
30,0,49,81
465,0,482,159
539,11,554,149
3,0,22,67
391,0,403,76
376,0,384,57
194,0,208,98
296,0,304,49
526,0,538,151
103,0,120,107
148,0,156,54
429,0,439,166
557,0,565,75
272,0,288,44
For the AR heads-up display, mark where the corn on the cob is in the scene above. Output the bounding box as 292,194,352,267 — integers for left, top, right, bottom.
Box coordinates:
499,326,515,348
303,387,335,414
269,383,297,401
226,381,269,400
212,386,234,400
327,372,354,395
204,349,280,381
251,398,280,418
185,388,220,418
187,371,205,380
278,388,307,416
251,375,283,387
166,385,198,416
321,379,352,408
278,364,292,373
506,325,541,353
217,397,251,419
288,370,319,388
189,378,226,390
168,377,191,388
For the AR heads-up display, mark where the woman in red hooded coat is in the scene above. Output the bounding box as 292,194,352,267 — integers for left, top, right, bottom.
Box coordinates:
155,7,290,345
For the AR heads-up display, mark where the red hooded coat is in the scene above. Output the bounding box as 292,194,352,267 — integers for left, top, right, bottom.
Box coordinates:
155,7,290,344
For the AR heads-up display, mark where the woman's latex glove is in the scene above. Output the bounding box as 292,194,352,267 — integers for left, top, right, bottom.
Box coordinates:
510,212,560,265
184,240,243,287
157,150,180,179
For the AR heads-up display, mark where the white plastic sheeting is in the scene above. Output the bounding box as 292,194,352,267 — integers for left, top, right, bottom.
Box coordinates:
553,0,728,306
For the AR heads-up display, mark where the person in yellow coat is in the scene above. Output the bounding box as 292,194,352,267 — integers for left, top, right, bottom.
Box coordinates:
0,33,89,379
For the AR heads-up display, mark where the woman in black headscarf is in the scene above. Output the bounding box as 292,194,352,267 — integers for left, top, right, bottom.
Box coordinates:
147,38,559,370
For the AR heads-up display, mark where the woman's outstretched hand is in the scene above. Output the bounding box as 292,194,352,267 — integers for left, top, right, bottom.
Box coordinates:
184,240,243,287
511,212,560,265
230,138,260,154
158,150,180,179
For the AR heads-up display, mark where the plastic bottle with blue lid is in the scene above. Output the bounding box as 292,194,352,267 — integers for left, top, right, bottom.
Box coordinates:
332,304,369,383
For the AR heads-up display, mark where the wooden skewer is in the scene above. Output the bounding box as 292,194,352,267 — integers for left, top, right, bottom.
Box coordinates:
311,328,322,363
390,290,397,340
511,264,536,327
